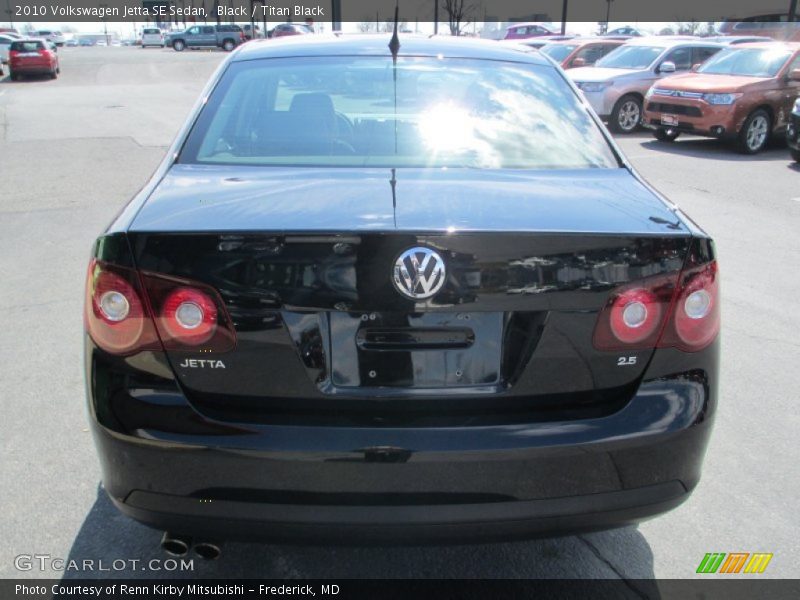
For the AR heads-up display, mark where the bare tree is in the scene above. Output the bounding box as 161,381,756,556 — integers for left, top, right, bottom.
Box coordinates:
441,0,476,36
676,21,700,35
357,21,375,32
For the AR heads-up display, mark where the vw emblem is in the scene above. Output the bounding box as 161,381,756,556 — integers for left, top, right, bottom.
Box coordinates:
392,247,446,300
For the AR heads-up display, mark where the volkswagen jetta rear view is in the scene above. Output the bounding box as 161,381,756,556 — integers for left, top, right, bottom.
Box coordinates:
84,35,720,544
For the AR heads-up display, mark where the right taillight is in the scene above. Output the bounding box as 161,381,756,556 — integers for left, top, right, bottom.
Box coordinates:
658,260,720,352
593,258,719,353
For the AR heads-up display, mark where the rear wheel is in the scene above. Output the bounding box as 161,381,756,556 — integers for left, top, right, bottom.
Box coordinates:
50,69,57,79
791,148,800,163
654,128,680,142
173,40,185,52
736,109,771,154
222,39,235,52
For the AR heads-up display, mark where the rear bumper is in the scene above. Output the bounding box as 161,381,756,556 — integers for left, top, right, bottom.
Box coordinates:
114,480,689,543
90,348,717,542
9,63,53,74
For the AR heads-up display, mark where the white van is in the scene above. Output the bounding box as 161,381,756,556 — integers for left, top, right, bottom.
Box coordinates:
141,28,164,48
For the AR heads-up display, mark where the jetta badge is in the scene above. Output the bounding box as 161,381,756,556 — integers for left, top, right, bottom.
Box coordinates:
393,247,446,300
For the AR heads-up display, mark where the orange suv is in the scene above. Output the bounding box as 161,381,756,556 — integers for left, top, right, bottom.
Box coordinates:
643,42,800,153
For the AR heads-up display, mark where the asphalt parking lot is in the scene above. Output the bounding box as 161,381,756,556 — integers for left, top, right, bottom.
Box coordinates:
0,46,798,583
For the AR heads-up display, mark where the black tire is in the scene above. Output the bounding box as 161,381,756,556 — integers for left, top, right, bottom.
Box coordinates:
736,109,771,154
10,72,19,81
50,69,57,79
172,40,185,52
791,148,800,163
654,128,680,142
222,39,235,52
609,94,643,134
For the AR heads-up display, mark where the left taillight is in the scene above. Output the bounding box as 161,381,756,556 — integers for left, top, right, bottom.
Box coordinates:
84,259,160,355
140,272,236,352
85,260,236,355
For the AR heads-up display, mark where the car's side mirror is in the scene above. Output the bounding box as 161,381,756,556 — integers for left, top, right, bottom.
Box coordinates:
658,61,676,74
570,57,587,68
789,68,800,81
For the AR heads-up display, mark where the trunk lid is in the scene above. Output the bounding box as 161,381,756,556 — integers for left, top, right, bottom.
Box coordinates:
128,166,692,424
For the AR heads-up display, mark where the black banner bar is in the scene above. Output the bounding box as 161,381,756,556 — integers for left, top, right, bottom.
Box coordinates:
3,0,800,24
3,579,800,600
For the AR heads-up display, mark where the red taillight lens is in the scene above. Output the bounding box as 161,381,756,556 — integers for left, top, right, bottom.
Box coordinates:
659,261,720,352
161,287,218,345
140,273,236,352
593,274,677,351
84,260,160,354
9,50,18,58
608,288,662,344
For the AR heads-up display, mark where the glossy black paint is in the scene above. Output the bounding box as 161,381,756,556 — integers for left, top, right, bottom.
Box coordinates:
85,36,719,542
130,166,685,235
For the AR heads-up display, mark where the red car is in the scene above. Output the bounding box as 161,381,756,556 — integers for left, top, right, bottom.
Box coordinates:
503,23,554,40
8,39,59,80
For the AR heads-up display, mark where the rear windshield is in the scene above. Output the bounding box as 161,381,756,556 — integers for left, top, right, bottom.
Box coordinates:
697,47,792,77
596,45,664,69
143,28,160,35
541,44,578,62
10,40,44,51
180,56,618,170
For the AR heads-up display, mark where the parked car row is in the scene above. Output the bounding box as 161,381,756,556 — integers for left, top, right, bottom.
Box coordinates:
641,42,800,154
520,33,800,157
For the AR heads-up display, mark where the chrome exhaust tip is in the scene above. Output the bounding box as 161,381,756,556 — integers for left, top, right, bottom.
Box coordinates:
160,532,192,557
193,541,222,560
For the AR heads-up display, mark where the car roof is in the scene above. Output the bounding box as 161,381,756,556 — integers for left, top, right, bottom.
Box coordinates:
234,34,553,65
733,41,800,50
623,36,722,48
505,22,550,28
546,37,623,46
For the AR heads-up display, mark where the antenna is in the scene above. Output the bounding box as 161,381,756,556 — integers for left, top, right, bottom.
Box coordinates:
389,1,400,154
388,2,400,58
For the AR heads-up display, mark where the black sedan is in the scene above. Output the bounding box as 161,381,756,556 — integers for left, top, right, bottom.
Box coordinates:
84,35,720,552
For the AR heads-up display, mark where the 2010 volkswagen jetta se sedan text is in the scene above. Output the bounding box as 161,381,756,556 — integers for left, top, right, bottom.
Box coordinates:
85,35,720,546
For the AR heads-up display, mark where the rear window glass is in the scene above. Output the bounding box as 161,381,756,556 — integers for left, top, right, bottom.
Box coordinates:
143,29,161,35
597,45,664,69
180,56,618,170
10,41,44,51
541,44,578,62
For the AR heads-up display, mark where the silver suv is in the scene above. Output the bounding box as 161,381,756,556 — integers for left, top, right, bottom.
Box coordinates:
568,37,723,133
